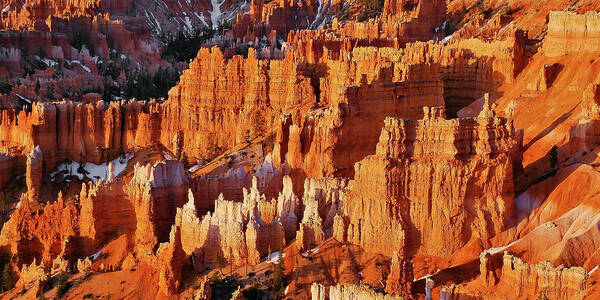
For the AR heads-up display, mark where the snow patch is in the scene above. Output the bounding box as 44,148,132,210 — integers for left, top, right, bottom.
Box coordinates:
15,93,32,104
90,246,104,261
209,0,223,28
188,163,201,173
50,153,133,183
163,151,176,160
310,0,324,29
183,16,193,32
301,247,319,257
144,9,163,35
194,12,209,27
41,58,58,68
414,270,440,282
68,59,91,72
266,251,285,264
442,34,453,43
487,241,517,255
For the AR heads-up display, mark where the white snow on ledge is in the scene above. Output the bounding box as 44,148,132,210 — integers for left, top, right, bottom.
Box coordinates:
89,246,104,261
50,153,133,183
487,240,518,255
266,251,286,264
209,0,223,28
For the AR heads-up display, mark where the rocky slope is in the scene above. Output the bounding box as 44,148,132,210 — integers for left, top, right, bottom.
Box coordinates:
2,0,600,299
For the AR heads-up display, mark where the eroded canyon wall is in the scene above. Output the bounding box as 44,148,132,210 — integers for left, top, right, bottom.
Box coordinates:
543,11,600,58
340,103,520,258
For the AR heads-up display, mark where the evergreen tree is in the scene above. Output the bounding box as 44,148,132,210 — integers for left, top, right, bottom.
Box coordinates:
0,192,7,213
0,77,12,95
46,83,55,100
272,252,286,290
56,272,70,298
549,145,559,170
1,264,14,292
182,152,189,169
216,252,227,276
229,248,233,275
477,0,486,13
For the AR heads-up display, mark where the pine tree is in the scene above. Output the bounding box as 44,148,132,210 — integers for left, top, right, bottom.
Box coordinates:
56,272,70,298
229,248,233,275
0,192,6,213
1,264,14,292
216,252,227,276
182,152,189,169
272,252,286,290
35,80,40,95
477,0,486,13
46,83,55,100
549,145,559,170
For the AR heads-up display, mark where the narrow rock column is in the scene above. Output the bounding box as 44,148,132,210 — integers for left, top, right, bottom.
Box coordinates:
479,251,497,285
385,251,414,296
26,146,43,203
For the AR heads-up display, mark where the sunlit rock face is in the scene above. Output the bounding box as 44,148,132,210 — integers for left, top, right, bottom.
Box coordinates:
343,105,520,258
4,1,600,299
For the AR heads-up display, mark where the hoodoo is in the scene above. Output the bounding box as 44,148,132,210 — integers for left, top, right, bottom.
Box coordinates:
0,0,600,299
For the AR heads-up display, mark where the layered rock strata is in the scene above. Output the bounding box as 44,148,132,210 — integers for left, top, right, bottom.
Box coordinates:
0,100,163,171
543,11,600,57
126,160,189,255
440,252,589,300
311,283,405,300
176,177,286,267
342,103,520,257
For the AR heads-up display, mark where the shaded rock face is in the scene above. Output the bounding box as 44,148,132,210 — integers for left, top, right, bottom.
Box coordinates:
127,160,189,255
0,158,190,281
569,84,600,154
0,194,79,267
0,0,240,37
0,154,19,188
79,180,137,253
157,225,186,296
385,251,413,297
342,105,520,258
